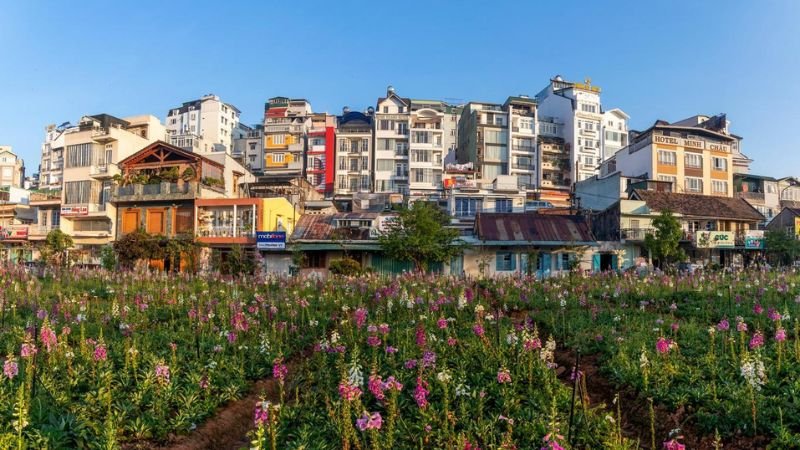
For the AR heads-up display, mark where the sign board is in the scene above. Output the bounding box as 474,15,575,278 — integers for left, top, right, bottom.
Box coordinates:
744,236,764,249
695,231,735,248
0,226,28,240
256,231,286,250
61,205,88,216
795,217,800,237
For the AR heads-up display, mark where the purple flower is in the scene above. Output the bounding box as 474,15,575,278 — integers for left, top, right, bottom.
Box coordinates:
356,411,382,431
717,319,730,332
3,357,18,380
421,351,436,369
473,324,485,337
750,332,765,350
354,308,368,328
497,368,512,384
367,335,381,347
155,363,170,384
404,359,418,369
414,377,430,408
776,327,787,343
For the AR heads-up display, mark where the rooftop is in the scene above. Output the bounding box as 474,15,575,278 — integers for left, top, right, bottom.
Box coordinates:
631,190,764,221
475,213,595,243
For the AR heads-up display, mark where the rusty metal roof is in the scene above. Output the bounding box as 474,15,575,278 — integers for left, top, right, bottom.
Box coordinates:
632,189,764,221
475,213,595,243
291,213,381,241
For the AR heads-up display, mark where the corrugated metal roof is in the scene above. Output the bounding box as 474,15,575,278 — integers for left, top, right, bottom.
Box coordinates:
291,213,381,241
632,190,764,221
475,213,595,243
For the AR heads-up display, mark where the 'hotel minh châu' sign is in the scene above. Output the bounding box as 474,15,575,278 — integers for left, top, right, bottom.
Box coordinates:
652,134,729,152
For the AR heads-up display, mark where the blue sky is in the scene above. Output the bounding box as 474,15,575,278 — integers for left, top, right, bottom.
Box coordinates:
1,0,798,176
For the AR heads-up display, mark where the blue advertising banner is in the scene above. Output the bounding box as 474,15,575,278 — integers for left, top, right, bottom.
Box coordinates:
256,231,286,250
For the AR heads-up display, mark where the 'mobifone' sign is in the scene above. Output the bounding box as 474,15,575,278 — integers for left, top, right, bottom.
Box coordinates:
256,231,286,250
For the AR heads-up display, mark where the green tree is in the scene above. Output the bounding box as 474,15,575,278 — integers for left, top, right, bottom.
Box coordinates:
41,229,73,267
765,230,800,266
378,201,466,272
644,210,686,269
100,245,116,270
113,230,160,269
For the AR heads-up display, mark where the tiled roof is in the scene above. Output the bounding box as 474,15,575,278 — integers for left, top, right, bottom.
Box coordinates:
632,190,764,221
475,213,595,243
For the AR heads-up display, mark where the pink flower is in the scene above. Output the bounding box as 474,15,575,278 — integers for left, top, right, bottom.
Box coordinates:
717,319,729,332
356,411,382,431
378,323,390,335
254,401,271,426
3,357,18,380
541,432,566,450
663,438,686,450
414,377,430,409
338,382,362,401
473,324,485,337
227,331,237,343
768,308,781,322
199,375,210,390
437,317,448,329
415,326,427,348
447,337,458,347
384,345,398,354
656,337,671,354
367,335,381,347
354,308,368,328
753,304,764,315
382,376,403,392
20,342,38,359
671,322,680,332
93,343,108,362
39,322,57,353
272,357,288,381
497,368,512,384
776,327,787,342
524,337,542,351
737,320,748,333
749,332,765,350
155,363,170,384
368,375,385,401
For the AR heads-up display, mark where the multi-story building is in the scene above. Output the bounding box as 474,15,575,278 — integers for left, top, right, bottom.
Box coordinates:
602,108,630,158
457,101,509,184
408,99,448,197
442,168,527,233
263,97,312,178
233,124,264,174
335,108,374,197
0,186,34,263
38,123,72,191
0,146,24,188
671,114,750,173
505,96,538,193
374,87,411,194
306,113,336,195
166,94,240,154
535,75,628,182
600,115,738,198
55,114,165,263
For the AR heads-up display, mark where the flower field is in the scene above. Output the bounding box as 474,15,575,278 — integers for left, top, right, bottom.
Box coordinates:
2,267,800,449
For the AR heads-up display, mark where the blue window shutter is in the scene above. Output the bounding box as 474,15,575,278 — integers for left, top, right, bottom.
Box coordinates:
495,252,502,271
592,253,601,271
511,253,517,271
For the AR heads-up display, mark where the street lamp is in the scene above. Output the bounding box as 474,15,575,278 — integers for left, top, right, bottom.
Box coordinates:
781,179,799,204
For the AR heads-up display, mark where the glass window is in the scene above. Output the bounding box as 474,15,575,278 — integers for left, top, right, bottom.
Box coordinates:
495,252,516,271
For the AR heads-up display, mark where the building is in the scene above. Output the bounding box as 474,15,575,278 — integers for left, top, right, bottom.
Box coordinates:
166,94,241,154
38,123,71,192
374,87,411,195
335,108,374,197
766,207,800,236
575,172,675,212
537,115,572,207
232,124,265,174
535,75,628,182
602,108,630,158
408,99,449,197
55,114,166,264
734,173,782,225
263,97,312,178
505,96,538,194
593,189,764,269
671,114,750,173
456,101,509,185
599,115,739,198
441,168,527,233
306,113,336,195
196,197,296,273
464,212,597,278
0,186,34,263
0,146,24,188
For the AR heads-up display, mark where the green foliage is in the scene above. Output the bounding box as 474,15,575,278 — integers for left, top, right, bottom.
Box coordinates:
644,210,686,268
112,230,161,269
328,257,362,276
378,201,466,271
211,245,254,276
201,177,224,188
41,229,73,267
180,167,196,181
765,230,800,266
100,245,116,271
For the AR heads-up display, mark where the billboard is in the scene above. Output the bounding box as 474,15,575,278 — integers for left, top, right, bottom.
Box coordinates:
795,217,800,237
0,226,28,240
256,231,286,250
695,231,735,248
61,205,88,216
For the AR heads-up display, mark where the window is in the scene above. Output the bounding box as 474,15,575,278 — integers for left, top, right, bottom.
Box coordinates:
362,156,369,170
685,177,703,193
272,153,285,163
684,153,703,168
395,162,408,177
376,159,394,171
64,180,97,204
520,118,533,130
581,103,597,113
66,143,96,168
657,175,677,186
455,198,483,217
272,134,285,145
383,106,388,113
249,143,257,151
496,252,516,271
630,219,640,229
712,157,728,171
658,150,676,165
397,123,408,135
51,210,60,227
350,159,359,172
712,180,728,194
495,198,513,212
495,117,504,126
584,156,594,165
379,120,391,131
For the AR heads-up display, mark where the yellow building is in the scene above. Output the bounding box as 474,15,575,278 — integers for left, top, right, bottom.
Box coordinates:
601,115,738,197
263,97,312,176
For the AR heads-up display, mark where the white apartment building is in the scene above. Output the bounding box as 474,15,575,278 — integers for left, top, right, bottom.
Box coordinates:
505,96,538,192
38,123,73,191
536,75,629,182
456,102,509,184
374,87,411,195
408,100,449,196
0,146,24,188
602,108,630,158
166,94,240,154
51,114,165,263
336,108,374,196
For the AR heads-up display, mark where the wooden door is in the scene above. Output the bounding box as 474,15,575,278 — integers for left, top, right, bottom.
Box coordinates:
122,210,140,235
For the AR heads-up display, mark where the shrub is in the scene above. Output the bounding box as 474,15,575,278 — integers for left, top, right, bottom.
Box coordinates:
328,257,362,276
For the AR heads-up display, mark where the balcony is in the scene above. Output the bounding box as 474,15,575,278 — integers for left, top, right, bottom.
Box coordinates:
197,225,256,239
89,164,119,179
579,128,598,137
111,181,216,203
71,219,112,236
620,228,655,241
738,192,766,202
29,191,62,206
288,143,304,152
28,225,54,238
512,163,535,171
511,145,535,154
91,127,118,144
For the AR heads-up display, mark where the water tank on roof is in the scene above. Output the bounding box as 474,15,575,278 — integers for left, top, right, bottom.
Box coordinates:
343,106,350,114
367,107,375,115
387,85,395,95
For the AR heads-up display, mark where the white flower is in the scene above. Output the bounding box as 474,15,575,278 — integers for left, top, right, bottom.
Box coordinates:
347,360,364,387
436,370,452,384
559,299,567,308
457,294,467,310
506,332,519,346
475,305,485,314
639,349,649,368
740,352,766,390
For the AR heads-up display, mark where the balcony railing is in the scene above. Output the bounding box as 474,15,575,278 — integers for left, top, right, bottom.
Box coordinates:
197,225,256,238
512,163,535,171
620,228,655,241
738,192,766,201
111,182,201,202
